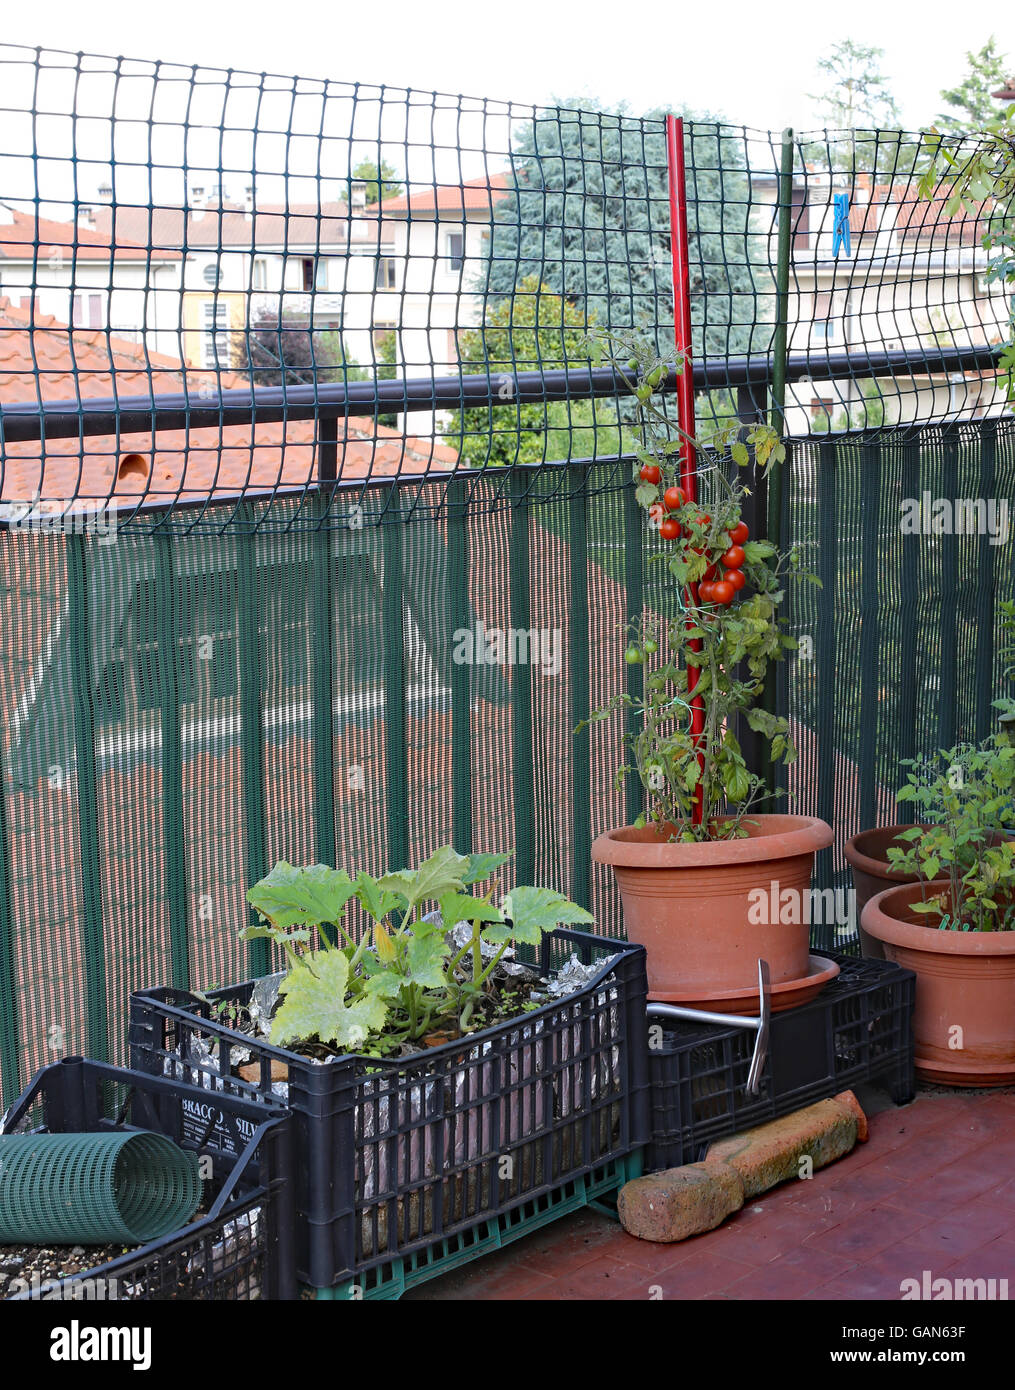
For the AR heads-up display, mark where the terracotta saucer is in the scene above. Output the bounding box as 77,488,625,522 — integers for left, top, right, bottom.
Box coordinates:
647,953,841,1014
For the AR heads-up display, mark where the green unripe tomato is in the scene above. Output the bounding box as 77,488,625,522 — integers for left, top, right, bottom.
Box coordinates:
642,637,658,654
627,357,640,372
624,645,644,665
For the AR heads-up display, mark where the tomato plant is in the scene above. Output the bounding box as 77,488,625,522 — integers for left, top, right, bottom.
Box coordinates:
582,327,816,843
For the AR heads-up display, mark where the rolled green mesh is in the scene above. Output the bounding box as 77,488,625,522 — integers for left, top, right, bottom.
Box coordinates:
0,1130,201,1244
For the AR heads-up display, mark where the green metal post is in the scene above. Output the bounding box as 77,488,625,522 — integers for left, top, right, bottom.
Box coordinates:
383,490,409,871
814,439,837,893
236,521,269,977
448,479,472,855
569,465,591,909
938,425,959,748
311,492,337,868
974,421,997,738
0,748,20,1104
66,535,109,1062
155,536,191,991
622,478,645,826
858,442,881,838
897,436,921,800
509,470,535,886
762,126,795,802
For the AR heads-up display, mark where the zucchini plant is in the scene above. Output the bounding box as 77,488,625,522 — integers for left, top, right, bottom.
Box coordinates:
240,846,592,1054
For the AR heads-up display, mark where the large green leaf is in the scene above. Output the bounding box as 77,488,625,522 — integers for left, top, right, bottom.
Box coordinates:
404,932,452,989
377,845,471,914
437,889,504,932
248,862,358,931
355,873,405,923
270,951,388,1050
461,851,514,885
490,885,594,945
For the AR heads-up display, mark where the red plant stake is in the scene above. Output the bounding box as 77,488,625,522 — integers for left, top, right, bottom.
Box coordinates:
666,113,704,825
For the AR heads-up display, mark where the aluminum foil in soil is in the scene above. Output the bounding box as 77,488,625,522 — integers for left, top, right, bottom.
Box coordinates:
529,952,620,1002
248,971,285,1037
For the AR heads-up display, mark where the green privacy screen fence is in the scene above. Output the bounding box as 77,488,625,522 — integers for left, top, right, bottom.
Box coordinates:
2,418,1014,1107
1,43,1014,1108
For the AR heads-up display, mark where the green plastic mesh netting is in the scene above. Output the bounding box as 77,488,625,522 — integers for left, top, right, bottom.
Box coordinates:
0,1130,201,1244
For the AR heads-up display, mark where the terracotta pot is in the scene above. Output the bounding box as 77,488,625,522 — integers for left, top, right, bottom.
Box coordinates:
843,824,933,960
862,880,1015,1085
845,825,1013,960
591,814,834,1006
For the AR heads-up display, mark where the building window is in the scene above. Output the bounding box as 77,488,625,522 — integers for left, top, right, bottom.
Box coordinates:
812,291,835,342
376,257,397,291
202,262,222,288
252,258,268,290
72,292,103,328
202,301,231,369
301,258,315,292
446,232,464,272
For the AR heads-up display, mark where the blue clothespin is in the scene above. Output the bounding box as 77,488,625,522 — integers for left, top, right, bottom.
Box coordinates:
832,193,851,258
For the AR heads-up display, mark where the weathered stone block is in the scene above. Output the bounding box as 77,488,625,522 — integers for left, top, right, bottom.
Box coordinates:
617,1160,744,1243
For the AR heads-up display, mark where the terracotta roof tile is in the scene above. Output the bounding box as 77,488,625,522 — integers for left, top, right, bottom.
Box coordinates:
0,207,182,262
366,172,510,216
0,298,457,506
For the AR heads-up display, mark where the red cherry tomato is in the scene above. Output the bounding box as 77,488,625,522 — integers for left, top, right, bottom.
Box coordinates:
662,485,686,512
639,464,661,485
698,580,715,603
721,545,746,569
695,513,712,528
702,562,721,582
729,521,749,545
711,579,735,605
659,517,681,540
727,567,747,592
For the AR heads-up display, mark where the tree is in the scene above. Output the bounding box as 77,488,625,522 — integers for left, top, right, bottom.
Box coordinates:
803,41,910,174
241,308,365,387
445,274,619,466
484,99,770,364
352,159,403,205
808,39,901,131
937,37,1011,132
373,328,400,429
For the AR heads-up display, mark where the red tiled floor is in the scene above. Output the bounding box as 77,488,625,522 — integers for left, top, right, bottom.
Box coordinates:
409,1088,1015,1302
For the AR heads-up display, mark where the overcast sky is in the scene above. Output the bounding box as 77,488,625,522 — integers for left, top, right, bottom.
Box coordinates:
2,0,1010,134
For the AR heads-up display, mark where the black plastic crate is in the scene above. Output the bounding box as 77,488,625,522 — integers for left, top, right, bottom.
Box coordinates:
646,952,915,1172
0,1057,297,1301
129,928,650,1290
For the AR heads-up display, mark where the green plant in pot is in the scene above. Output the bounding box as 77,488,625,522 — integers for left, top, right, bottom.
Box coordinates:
861,734,1015,1084
847,601,1015,955
585,329,835,1011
